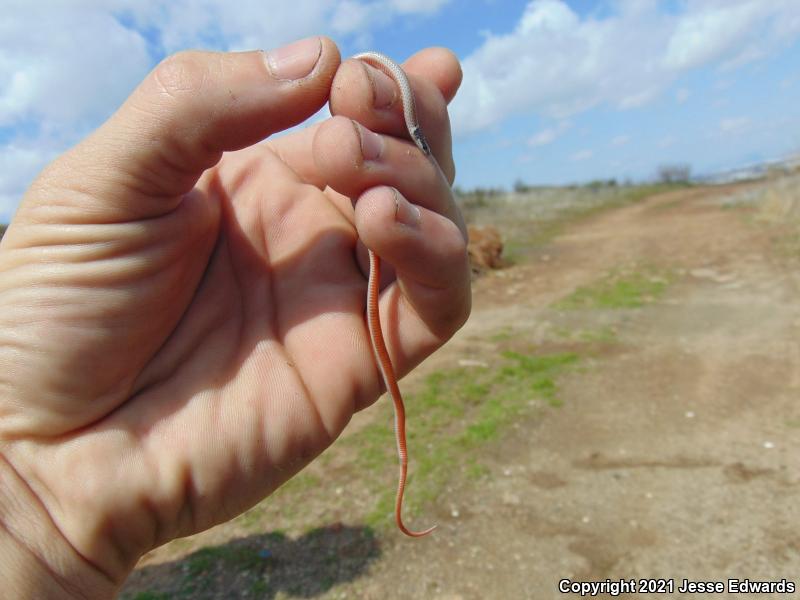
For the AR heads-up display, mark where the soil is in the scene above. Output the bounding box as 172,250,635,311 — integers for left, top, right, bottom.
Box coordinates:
122,182,800,599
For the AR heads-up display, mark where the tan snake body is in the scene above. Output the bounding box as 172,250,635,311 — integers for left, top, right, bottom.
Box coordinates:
353,51,437,538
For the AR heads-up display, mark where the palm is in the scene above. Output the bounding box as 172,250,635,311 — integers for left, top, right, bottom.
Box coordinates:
0,134,395,550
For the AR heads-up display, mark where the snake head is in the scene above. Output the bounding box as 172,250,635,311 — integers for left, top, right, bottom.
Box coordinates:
411,126,432,156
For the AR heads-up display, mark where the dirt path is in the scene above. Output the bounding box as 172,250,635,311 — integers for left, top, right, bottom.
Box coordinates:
345,185,800,599
123,184,800,599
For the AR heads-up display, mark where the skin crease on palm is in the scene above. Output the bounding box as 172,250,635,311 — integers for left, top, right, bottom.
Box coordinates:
0,37,470,598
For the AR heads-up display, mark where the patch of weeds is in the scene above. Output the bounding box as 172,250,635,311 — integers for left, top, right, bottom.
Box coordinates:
364,492,395,530
578,326,618,343
177,542,276,597
277,472,320,494
490,326,515,342
235,503,267,530
466,462,491,480
185,548,216,577
775,232,800,259
250,579,269,596
461,396,505,444
234,474,320,531
185,544,265,577
553,326,573,338
130,593,170,600
348,350,579,529
501,239,526,266
557,268,671,310
785,418,800,428
553,324,619,344
531,376,562,406
500,350,579,375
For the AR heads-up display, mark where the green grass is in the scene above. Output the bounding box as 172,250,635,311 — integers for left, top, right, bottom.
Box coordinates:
185,543,269,577
174,538,279,597
578,326,618,343
775,232,800,259
130,593,170,600
490,326,516,342
466,462,491,480
250,580,269,595
340,350,579,529
557,268,671,310
555,325,618,342
236,473,320,530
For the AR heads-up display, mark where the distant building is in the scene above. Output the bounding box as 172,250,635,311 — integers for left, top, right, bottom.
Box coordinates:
699,154,800,184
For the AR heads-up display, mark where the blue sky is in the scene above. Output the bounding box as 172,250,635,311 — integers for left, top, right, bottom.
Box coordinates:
2,0,800,220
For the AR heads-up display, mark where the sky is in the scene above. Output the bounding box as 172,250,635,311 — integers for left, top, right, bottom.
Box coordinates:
2,0,800,220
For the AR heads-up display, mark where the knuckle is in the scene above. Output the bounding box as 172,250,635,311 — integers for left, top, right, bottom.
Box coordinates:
434,281,472,337
439,222,469,267
150,51,211,100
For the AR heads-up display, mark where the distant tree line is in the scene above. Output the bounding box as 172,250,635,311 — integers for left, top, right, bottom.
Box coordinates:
512,178,621,194
453,185,506,209
454,161,693,202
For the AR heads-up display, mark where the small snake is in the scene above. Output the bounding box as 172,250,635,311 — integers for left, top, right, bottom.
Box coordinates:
353,51,436,538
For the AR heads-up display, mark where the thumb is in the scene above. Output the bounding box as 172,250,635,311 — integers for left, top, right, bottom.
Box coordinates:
22,36,340,223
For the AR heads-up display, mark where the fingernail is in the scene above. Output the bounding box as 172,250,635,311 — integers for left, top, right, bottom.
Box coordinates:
356,122,384,161
266,37,322,81
364,63,396,108
393,190,421,227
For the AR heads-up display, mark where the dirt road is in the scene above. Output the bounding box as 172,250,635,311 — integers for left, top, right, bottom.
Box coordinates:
123,183,800,599
348,184,800,599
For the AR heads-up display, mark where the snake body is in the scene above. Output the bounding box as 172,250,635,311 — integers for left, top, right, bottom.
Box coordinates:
353,52,436,538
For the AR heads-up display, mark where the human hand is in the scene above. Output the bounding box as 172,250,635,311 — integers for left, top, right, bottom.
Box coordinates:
0,36,468,598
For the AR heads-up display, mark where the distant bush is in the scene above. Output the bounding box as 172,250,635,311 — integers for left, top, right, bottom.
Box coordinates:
513,179,531,194
657,163,692,184
454,185,506,210
584,178,618,190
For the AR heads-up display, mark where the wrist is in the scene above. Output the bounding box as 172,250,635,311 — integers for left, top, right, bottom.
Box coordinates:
0,452,119,600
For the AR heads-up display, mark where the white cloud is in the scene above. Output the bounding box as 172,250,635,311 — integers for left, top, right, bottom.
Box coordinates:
611,135,631,147
663,2,764,71
527,128,558,147
619,88,660,110
719,116,751,135
570,149,593,161
527,120,571,147
0,5,150,127
115,0,451,53
518,0,577,33
667,0,800,72
0,137,64,222
658,135,676,148
389,0,451,15
451,0,800,136
0,0,450,221
780,72,800,90
675,88,691,103
0,2,152,219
